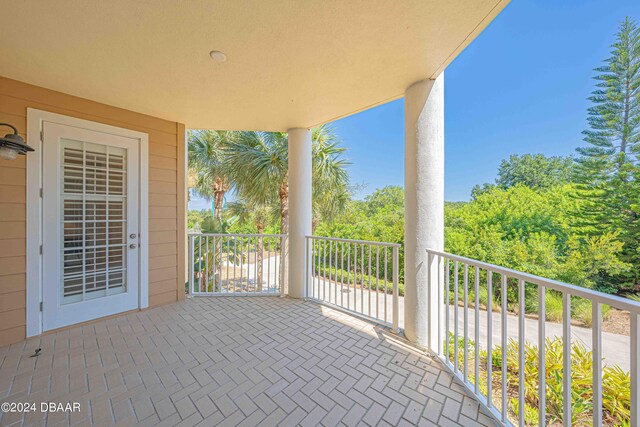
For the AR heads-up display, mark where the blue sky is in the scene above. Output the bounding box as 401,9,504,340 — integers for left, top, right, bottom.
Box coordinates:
190,0,640,210
333,0,640,201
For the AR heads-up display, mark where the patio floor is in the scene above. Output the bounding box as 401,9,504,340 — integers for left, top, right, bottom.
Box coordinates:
0,297,495,427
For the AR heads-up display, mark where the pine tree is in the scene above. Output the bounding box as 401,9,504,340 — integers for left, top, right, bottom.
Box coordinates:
574,17,640,292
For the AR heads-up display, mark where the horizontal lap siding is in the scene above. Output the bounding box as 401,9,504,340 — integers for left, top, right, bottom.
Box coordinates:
0,77,186,346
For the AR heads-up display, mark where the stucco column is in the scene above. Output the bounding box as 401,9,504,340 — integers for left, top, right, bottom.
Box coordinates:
287,128,312,299
404,74,444,348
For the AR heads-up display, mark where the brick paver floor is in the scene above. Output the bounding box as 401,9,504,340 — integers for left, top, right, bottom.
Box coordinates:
0,297,496,426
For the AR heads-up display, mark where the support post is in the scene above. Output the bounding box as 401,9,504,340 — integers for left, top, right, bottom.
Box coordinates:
287,128,312,298
403,74,445,348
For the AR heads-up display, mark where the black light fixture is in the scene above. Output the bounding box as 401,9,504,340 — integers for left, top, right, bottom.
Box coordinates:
0,123,34,160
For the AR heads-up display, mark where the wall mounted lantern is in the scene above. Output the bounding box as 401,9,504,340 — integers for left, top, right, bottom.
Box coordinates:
0,123,34,160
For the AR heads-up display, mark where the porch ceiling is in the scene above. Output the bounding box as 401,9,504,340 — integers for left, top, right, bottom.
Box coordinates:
0,0,508,131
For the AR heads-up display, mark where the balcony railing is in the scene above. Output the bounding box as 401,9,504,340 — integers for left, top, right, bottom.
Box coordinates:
188,233,286,296
426,249,640,427
305,236,400,331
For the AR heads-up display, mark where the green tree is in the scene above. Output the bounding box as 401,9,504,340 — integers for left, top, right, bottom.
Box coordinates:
187,209,209,230
225,125,350,236
574,17,640,292
471,183,497,200
316,186,405,283
446,184,630,293
471,154,573,200
311,127,351,231
496,154,574,190
188,130,237,223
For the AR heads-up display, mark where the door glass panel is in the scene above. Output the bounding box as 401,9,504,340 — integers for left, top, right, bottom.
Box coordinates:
60,139,128,304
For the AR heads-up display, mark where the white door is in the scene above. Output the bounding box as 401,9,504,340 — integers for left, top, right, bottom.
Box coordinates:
42,122,140,331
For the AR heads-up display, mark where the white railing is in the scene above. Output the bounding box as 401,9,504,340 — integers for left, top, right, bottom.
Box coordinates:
188,233,286,296
305,236,400,331
426,249,640,427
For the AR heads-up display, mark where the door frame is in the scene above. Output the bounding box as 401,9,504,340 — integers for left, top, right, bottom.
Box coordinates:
26,109,149,337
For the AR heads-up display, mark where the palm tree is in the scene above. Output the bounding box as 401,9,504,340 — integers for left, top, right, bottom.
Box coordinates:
187,130,236,223
227,200,275,290
225,131,288,230
225,125,350,292
225,124,350,236
311,126,350,231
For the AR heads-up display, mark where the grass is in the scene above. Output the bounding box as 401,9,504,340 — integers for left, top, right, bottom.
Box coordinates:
543,291,611,327
545,291,564,322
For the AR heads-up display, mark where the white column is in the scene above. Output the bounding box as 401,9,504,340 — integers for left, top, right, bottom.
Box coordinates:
287,128,312,299
404,74,445,348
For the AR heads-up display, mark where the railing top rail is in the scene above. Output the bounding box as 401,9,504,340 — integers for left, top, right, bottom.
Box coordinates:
427,248,640,314
188,233,286,238
306,235,401,248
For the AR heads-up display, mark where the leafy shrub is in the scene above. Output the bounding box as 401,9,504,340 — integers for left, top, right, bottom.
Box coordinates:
447,333,630,426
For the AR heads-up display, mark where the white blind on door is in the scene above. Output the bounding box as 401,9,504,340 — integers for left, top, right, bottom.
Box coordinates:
60,139,128,303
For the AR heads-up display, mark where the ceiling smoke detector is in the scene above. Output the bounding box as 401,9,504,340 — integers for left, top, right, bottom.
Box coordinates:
209,50,227,63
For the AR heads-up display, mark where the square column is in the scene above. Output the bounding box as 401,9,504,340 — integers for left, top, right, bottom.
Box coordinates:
404,74,445,348
287,128,312,298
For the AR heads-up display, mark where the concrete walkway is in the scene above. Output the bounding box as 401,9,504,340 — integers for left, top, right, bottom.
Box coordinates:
311,278,631,371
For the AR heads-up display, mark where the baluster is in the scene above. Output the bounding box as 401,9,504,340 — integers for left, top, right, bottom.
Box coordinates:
368,245,372,317
487,271,493,409
233,237,237,293
437,254,443,356
392,246,399,333
474,266,480,394
539,286,546,427
445,258,450,363
501,274,507,423
376,246,380,320
347,243,351,310
454,261,459,373
562,292,571,427
340,241,344,307
189,236,195,295
205,236,209,292
384,247,388,323
360,244,364,315
631,312,639,427
518,279,525,427
463,264,468,381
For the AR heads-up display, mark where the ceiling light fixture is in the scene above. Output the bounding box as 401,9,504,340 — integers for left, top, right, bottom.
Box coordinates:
209,50,227,63
0,123,34,161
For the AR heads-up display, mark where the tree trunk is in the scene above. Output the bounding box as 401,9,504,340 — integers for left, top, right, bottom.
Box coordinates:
256,226,264,291
214,190,225,222
212,175,229,222
279,177,289,235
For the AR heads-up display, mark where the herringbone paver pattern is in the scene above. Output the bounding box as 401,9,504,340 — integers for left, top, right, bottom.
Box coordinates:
0,297,496,426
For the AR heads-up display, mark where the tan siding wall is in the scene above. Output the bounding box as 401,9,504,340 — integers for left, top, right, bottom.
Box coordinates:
0,77,186,347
